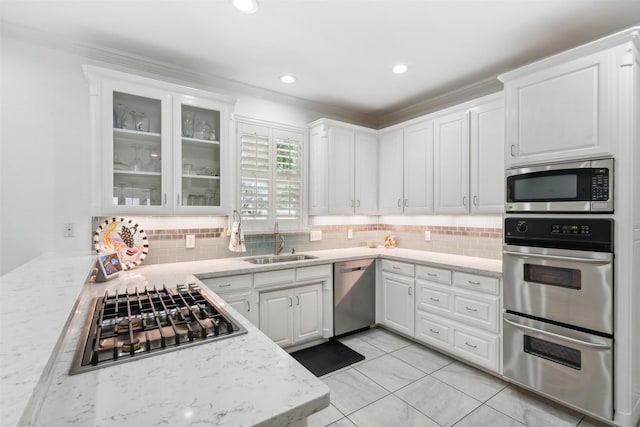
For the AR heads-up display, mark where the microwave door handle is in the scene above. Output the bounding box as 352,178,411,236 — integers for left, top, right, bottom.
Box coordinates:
502,251,611,264
503,318,611,350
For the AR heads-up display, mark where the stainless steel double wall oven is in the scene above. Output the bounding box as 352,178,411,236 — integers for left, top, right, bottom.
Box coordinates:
502,158,615,420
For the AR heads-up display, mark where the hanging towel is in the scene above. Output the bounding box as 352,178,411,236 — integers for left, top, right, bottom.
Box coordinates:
228,211,246,253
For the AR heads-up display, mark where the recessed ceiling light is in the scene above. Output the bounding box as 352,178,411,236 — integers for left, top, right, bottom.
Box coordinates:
280,74,296,84
392,64,408,74
232,0,259,14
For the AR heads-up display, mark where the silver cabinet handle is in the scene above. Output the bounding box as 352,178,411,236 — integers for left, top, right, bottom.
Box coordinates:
472,195,478,206
163,193,167,206
465,306,478,312
503,318,612,349
465,341,478,349
510,144,517,156
289,297,292,307
429,297,440,302
397,198,402,207
408,287,412,296
404,199,408,207
219,283,231,288
427,273,437,277
468,280,481,285
357,200,361,208
350,200,355,208
247,301,250,312
429,328,440,334
462,196,468,206
392,266,401,270
503,250,612,264
296,295,300,306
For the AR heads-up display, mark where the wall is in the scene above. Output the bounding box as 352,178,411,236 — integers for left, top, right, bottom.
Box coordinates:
95,214,502,266
0,32,325,275
1,31,503,275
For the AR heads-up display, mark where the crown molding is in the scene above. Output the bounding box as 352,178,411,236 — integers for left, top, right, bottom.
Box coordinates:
376,76,503,129
1,22,379,128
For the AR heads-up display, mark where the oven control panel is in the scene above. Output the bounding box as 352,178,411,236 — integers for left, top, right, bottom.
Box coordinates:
505,217,613,252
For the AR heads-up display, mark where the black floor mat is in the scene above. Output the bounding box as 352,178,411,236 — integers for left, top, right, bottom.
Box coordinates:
290,340,365,377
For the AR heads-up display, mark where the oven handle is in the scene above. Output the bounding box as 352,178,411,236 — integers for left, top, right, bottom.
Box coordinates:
503,318,612,350
503,250,611,264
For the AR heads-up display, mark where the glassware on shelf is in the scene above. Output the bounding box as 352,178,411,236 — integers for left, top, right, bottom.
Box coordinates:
114,146,129,170
182,110,195,137
131,144,143,172
194,120,212,140
183,163,193,175
129,111,150,132
116,183,126,205
114,103,128,129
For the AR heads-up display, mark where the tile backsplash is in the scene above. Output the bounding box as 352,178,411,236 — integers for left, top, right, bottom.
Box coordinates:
92,216,502,265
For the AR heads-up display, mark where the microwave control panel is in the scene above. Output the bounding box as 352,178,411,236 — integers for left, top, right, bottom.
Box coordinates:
591,169,609,201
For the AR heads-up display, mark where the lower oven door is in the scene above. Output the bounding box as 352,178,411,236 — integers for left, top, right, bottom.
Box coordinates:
503,245,613,334
503,312,613,420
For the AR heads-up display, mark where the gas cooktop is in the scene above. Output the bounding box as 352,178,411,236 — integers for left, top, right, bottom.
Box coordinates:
70,284,247,375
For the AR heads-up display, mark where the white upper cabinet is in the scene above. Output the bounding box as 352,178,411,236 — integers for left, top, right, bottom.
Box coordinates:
404,120,434,214
500,49,614,166
84,65,234,215
308,124,328,215
378,130,404,214
318,120,377,214
378,122,434,214
432,93,504,214
434,109,470,214
469,97,505,213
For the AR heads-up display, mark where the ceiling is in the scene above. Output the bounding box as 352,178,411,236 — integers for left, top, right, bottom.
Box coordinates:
1,0,639,127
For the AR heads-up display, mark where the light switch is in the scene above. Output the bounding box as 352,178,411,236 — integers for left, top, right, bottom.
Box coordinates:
424,230,431,241
347,229,353,239
186,234,196,249
310,230,322,241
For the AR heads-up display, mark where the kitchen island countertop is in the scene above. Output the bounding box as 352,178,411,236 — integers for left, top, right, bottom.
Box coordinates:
0,247,501,426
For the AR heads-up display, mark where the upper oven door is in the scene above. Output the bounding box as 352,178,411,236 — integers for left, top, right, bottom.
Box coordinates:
503,245,613,335
505,158,613,213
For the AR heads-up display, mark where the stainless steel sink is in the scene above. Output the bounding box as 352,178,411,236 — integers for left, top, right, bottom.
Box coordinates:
245,254,317,264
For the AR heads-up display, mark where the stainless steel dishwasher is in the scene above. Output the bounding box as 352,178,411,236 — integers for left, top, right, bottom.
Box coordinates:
333,258,376,337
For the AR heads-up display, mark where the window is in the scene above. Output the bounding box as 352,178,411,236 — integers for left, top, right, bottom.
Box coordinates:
237,120,305,230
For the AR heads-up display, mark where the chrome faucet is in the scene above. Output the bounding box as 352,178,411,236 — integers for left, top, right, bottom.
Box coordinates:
274,222,285,255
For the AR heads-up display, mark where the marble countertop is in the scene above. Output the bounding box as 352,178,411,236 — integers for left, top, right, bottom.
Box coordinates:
0,247,501,427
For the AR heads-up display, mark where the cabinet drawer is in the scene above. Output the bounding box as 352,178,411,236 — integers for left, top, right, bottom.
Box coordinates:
415,312,452,346
254,269,296,288
453,293,499,332
415,265,451,285
453,272,499,295
296,264,331,282
453,327,498,371
200,274,252,293
416,281,452,314
380,259,414,277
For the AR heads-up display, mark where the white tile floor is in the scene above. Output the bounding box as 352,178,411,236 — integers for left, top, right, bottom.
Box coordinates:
307,327,610,427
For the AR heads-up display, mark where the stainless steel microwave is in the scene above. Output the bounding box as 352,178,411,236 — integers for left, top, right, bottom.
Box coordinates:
506,158,613,213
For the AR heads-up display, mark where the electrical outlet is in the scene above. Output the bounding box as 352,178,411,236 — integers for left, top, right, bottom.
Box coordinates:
347,229,353,239
424,230,431,241
63,223,74,237
186,234,196,249
310,230,322,241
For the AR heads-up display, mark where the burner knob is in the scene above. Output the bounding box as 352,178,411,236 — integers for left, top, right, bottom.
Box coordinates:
516,221,528,233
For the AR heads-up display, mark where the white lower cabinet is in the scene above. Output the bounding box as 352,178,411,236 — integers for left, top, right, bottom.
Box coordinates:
223,290,259,327
380,269,415,336
414,270,501,372
259,283,324,348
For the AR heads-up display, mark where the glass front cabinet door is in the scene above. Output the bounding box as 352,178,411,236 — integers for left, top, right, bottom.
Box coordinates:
86,66,233,215
174,96,228,213
105,84,171,214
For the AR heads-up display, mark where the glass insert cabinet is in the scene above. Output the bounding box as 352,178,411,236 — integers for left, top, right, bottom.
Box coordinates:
84,65,234,215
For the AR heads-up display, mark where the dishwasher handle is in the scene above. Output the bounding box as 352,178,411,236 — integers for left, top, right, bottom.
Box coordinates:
339,266,366,273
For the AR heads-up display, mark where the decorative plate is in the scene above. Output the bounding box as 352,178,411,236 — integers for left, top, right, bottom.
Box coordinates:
94,217,148,270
